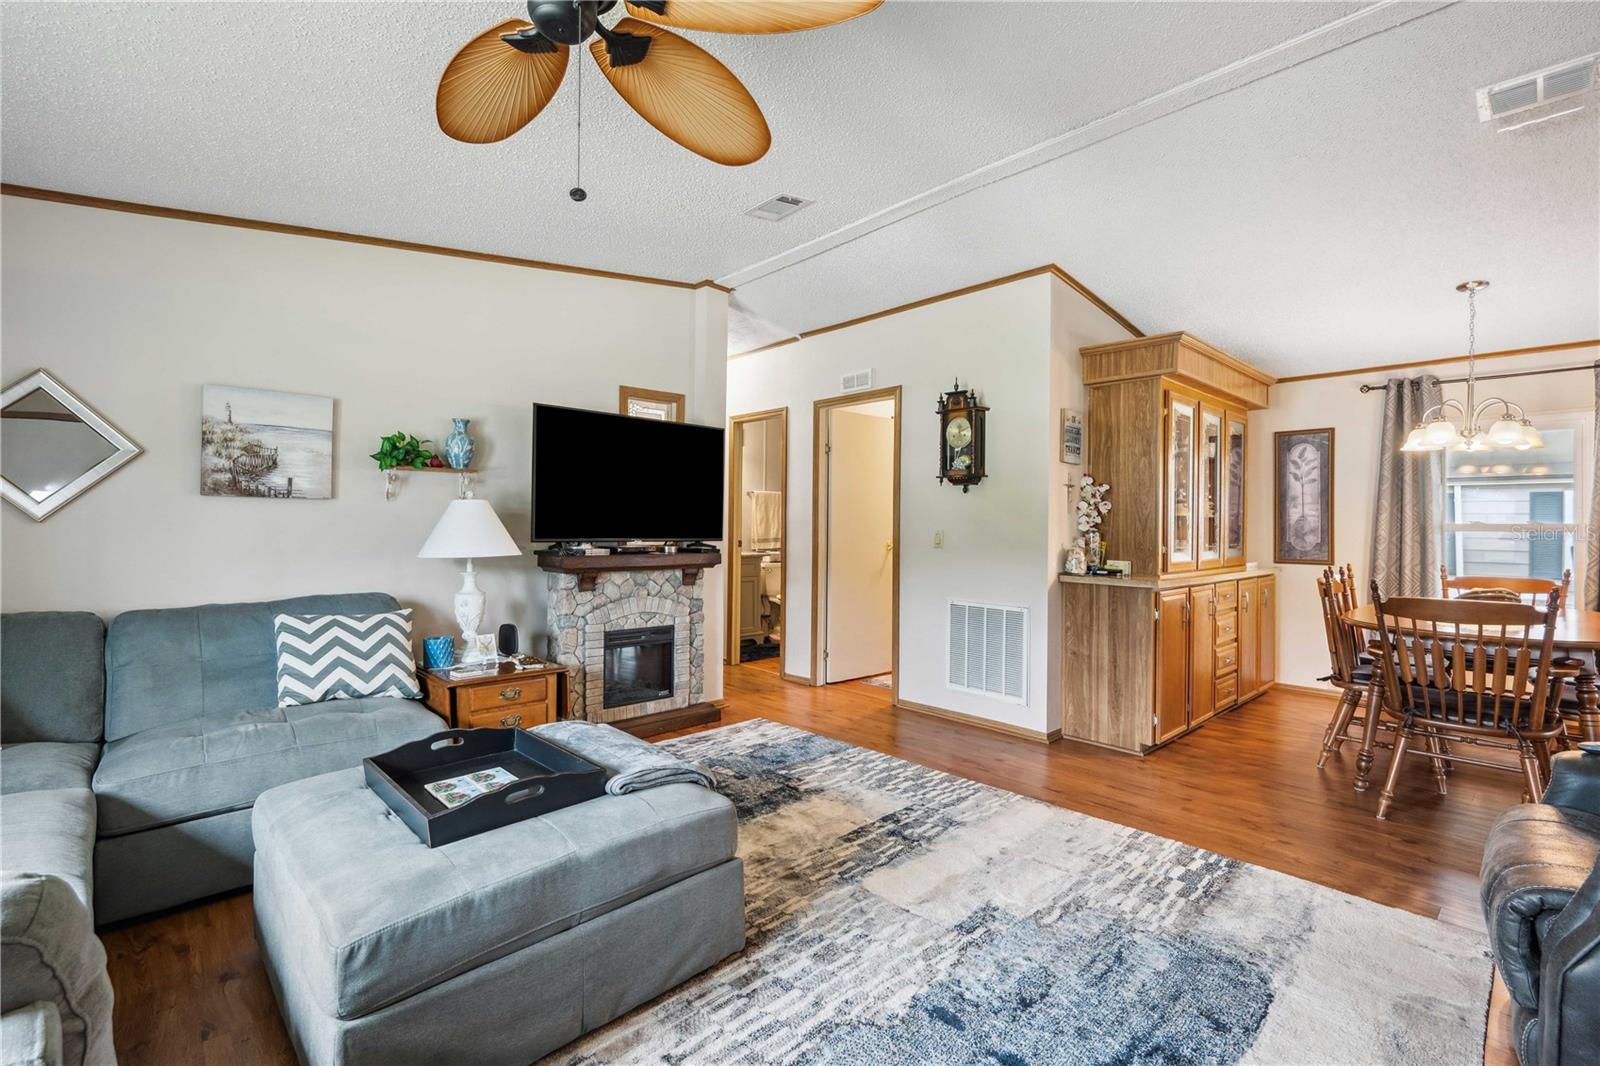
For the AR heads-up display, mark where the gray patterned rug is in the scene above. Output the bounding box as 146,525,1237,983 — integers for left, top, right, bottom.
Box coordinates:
555,720,1491,1065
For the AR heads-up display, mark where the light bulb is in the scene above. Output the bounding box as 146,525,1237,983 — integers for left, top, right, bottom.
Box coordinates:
1487,418,1524,446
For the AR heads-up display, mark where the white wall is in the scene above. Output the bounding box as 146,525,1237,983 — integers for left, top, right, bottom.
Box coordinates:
726,274,1133,734
0,195,728,699
1248,345,1600,689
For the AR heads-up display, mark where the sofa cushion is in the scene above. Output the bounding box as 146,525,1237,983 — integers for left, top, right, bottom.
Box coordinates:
272,610,422,707
0,874,114,1066
0,790,95,910
251,769,737,1020
104,593,402,742
1,745,99,796
0,613,104,745
93,697,442,837
1,999,62,1066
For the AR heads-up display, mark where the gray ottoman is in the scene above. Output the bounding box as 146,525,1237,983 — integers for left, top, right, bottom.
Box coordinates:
251,768,744,1066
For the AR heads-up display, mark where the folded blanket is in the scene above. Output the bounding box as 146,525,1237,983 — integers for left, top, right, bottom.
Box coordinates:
533,720,718,795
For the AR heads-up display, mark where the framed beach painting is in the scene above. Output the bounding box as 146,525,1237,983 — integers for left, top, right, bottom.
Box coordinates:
201,385,333,499
1274,428,1333,565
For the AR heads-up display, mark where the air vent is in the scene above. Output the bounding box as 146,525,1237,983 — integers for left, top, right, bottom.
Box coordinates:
840,369,874,393
947,601,1026,703
745,195,813,222
1478,54,1597,128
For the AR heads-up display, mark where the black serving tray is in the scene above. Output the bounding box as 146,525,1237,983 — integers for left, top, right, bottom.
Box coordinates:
364,728,608,848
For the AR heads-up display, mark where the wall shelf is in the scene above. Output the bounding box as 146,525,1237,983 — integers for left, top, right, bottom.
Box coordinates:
382,467,477,500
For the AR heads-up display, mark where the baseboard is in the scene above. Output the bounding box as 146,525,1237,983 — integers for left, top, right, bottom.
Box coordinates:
1274,682,1338,698
611,703,720,739
893,698,1057,744
779,671,814,686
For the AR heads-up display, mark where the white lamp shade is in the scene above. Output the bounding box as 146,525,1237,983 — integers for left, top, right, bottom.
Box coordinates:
418,499,521,559
1423,417,1462,446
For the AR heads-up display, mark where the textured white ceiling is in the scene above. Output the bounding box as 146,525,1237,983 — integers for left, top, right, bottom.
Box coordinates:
3,2,1596,375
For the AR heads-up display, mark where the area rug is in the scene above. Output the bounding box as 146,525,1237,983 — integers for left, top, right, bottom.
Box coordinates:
556,720,1491,1066
858,673,893,689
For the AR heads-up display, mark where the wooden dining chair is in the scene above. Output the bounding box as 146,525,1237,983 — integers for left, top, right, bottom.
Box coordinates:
1367,584,1574,819
1315,566,1378,769
1440,567,1571,606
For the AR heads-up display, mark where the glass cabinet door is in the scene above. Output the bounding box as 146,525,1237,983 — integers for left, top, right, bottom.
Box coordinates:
1198,405,1223,567
1225,413,1246,565
1166,392,1197,570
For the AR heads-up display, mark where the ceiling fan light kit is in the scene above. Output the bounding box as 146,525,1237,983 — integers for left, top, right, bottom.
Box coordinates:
436,0,882,198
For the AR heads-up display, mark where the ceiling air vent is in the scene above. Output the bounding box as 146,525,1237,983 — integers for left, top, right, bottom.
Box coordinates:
1477,54,1597,131
841,369,874,393
746,195,813,222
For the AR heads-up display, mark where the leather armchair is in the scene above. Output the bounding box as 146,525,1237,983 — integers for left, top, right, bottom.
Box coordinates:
1481,747,1600,1066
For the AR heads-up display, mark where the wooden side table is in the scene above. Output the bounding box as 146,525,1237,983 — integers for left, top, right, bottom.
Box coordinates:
419,662,566,730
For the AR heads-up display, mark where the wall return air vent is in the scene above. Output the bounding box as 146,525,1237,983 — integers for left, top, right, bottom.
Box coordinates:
745,195,813,222
947,601,1027,704
1477,54,1597,132
840,369,875,393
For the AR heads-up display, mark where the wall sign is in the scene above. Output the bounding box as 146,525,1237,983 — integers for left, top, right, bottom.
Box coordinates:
1060,408,1083,466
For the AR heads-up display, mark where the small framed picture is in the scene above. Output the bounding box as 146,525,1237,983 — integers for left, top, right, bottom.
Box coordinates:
1060,409,1083,466
1275,428,1334,565
465,633,498,662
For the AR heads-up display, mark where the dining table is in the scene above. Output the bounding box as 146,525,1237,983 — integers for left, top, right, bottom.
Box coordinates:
1342,602,1600,790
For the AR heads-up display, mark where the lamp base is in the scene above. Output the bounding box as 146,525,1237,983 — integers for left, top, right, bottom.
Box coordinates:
454,562,489,661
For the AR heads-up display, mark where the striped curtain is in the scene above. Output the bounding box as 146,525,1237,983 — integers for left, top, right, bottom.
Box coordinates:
1587,366,1600,608
1371,375,1444,597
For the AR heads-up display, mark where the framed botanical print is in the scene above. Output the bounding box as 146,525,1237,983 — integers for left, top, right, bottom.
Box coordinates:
1275,428,1334,565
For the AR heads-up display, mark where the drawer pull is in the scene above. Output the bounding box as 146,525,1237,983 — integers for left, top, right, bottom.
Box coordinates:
498,688,523,702
500,713,524,728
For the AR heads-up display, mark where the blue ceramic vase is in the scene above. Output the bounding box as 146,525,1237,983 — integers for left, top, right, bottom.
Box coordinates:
423,635,456,671
443,418,475,470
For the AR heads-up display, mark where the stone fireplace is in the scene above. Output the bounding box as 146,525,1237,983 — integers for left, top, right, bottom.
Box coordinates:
543,564,707,726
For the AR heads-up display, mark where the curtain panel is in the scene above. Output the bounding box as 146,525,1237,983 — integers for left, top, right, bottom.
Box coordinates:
1587,366,1600,608
1371,375,1444,597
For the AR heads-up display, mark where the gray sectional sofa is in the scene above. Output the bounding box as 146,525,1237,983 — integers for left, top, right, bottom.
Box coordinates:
0,594,446,1066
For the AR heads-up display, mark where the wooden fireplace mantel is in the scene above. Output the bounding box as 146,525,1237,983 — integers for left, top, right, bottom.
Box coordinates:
533,549,722,592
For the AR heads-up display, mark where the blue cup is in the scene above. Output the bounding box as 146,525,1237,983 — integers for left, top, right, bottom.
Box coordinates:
423,635,456,671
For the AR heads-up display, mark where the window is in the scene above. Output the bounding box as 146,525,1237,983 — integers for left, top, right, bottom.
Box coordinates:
1443,421,1585,606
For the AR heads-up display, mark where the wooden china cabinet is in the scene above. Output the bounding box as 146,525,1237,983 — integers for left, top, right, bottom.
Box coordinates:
1060,333,1277,753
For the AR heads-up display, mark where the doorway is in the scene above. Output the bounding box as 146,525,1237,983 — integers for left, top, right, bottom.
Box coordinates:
726,408,788,666
812,387,900,694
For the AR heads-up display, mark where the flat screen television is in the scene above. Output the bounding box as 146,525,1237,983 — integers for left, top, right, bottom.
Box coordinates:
530,403,724,543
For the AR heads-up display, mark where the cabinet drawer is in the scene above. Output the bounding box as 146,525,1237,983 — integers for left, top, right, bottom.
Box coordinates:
464,698,554,731
1214,581,1238,610
1215,673,1238,710
1215,642,1239,675
460,675,551,716
1214,610,1238,644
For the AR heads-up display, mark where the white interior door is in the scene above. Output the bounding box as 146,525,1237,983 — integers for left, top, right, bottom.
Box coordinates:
824,406,894,682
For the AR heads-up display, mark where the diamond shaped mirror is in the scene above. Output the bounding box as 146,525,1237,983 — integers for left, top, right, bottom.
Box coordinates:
1,369,142,521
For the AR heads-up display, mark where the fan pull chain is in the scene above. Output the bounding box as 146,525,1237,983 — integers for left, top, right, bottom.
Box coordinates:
570,36,587,202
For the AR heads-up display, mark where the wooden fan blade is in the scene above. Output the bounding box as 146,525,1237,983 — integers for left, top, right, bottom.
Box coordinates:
590,19,771,166
437,20,568,144
625,1,883,34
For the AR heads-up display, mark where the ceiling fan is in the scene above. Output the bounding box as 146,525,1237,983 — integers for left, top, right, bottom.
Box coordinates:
437,1,882,196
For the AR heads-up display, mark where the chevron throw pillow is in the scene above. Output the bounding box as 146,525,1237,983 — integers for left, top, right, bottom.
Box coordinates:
273,609,423,707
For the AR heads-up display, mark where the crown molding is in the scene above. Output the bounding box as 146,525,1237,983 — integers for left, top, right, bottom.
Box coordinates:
0,184,710,292
1275,339,1600,383
730,263,1142,359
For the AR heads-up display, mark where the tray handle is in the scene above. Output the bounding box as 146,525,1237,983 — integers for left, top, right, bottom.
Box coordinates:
504,783,548,805
427,731,474,751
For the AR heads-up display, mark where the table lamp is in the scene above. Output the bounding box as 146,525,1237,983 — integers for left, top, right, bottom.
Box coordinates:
417,498,521,661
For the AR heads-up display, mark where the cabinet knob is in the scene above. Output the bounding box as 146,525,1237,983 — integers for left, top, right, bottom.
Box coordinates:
499,687,523,701
500,713,524,728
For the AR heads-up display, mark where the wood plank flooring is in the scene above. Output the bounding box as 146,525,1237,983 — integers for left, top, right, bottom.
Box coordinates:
100,663,1520,1065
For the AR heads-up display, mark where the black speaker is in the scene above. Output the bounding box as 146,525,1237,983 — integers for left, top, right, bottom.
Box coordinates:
497,624,518,658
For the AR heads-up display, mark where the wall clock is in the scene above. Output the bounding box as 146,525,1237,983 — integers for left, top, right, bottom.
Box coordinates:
936,381,987,493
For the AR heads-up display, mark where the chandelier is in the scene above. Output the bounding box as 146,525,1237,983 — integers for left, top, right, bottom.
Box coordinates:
1401,281,1544,453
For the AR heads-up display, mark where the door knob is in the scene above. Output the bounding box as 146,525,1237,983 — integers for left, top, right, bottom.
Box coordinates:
885,541,894,553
